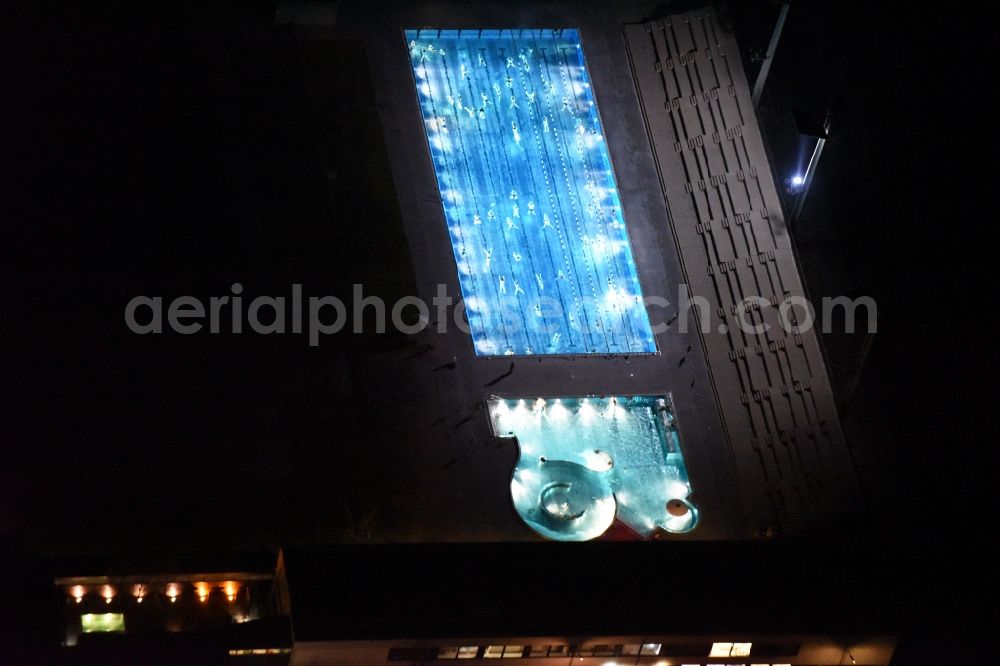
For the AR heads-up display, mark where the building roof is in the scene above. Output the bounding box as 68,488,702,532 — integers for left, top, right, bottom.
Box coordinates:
281,541,903,643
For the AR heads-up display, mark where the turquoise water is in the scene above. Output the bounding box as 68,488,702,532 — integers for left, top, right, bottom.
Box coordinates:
489,395,698,540
405,29,657,356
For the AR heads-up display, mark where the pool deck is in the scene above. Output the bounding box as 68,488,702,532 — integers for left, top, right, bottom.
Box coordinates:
302,0,859,540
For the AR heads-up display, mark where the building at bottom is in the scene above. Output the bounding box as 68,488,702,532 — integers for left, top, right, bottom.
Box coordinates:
43,546,896,665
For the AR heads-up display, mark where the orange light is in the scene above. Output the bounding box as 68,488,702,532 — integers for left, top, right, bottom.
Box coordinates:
195,582,211,603
166,582,181,603
222,581,240,602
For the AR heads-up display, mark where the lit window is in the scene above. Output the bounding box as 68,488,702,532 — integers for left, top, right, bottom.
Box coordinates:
485,646,505,659
527,646,548,657
458,647,479,659
731,643,752,657
439,647,460,659
620,645,641,656
547,645,570,657
640,643,661,656
80,613,124,633
710,642,752,657
503,646,524,658
710,642,733,657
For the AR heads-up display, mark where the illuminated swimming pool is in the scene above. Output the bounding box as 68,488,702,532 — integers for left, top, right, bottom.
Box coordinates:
489,395,698,540
405,29,657,356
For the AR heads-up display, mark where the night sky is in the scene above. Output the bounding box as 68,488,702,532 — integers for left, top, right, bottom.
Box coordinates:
1,0,992,660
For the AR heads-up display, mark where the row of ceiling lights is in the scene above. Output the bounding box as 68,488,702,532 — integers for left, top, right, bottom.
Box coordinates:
67,582,243,605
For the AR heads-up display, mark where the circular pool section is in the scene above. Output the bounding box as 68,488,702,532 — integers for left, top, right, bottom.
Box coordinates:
495,395,700,540
540,482,589,521
510,458,615,541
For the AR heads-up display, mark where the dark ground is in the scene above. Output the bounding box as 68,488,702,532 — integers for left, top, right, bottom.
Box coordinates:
1,1,993,661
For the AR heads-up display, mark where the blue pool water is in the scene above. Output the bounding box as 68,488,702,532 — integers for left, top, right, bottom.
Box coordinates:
405,29,657,356
489,395,698,540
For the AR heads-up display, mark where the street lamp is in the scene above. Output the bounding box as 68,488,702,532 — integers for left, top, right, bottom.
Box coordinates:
789,108,831,228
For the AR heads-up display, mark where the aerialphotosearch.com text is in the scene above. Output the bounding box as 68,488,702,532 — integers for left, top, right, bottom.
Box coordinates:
124,283,877,346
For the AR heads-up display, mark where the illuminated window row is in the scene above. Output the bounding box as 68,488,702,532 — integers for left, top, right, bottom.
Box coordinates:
430,643,697,660
711,643,753,658
398,642,800,662
228,648,292,656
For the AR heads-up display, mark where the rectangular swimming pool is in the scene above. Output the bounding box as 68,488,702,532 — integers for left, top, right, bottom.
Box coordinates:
405,28,657,356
